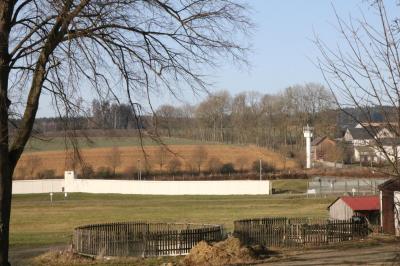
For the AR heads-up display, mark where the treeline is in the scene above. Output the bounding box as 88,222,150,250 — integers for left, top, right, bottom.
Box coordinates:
22,83,338,154
155,83,337,153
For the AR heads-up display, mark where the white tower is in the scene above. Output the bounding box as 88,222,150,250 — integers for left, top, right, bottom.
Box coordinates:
303,124,313,169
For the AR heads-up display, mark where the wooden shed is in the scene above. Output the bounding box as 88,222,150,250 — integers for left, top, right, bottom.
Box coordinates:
327,196,380,224
378,178,400,235
311,136,336,161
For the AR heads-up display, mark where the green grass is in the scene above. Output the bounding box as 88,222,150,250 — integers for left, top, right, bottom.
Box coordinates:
10,193,335,247
272,179,308,194
24,137,211,152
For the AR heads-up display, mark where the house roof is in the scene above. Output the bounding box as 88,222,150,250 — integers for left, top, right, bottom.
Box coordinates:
311,136,327,146
347,127,375,140
378,178,400,191
328,196,380,211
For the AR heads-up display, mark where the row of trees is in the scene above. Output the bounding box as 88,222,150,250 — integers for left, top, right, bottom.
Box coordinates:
155,83,336,154
28,83,336,158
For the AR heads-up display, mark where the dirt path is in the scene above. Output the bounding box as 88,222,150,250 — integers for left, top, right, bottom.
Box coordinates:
262,243,400,265
8,240,400,265
10,244,67,266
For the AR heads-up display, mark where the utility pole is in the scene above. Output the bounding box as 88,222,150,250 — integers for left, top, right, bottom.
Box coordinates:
137,159,142,180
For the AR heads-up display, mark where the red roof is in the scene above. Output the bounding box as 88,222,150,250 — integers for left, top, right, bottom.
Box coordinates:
341,196,380,211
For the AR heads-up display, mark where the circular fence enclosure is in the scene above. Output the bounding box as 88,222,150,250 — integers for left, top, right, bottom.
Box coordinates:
234,217,369,248
73,222,223,257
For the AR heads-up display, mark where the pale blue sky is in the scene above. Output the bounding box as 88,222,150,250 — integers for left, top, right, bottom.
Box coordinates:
37,0,394,117
211,0,377,95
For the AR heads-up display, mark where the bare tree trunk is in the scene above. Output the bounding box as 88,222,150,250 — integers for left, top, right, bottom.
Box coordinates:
0,71,11,266
0,1,12,264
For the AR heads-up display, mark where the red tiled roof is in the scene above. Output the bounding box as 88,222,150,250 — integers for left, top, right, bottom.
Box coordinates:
341,196,380,211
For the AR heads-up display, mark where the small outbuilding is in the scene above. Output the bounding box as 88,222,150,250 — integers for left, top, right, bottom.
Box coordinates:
378,178,400,235
327,195,380,224
311,136,336,161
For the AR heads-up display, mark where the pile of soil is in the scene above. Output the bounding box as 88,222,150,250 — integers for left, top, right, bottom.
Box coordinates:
182,237,259,266
32,249,96,266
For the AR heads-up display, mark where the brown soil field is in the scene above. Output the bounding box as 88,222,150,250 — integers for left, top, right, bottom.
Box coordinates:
14,144,299,179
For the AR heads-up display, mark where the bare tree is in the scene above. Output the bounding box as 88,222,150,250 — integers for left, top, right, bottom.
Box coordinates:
196,91,231,142
167,157,181,174
156,105,178,137
208,157,223,174
108,146,121,177
315,0,400,237
315,0,400,175
192,145,208,173
155,146,167,173
235,156,248,172
24,155,42,178
0,1,250,262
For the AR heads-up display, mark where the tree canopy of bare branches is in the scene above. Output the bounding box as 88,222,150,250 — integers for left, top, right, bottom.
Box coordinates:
315,0,400,175
0,1,251,264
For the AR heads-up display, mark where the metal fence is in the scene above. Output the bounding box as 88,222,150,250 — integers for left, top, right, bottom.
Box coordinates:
73,222,223,257
308,177,388,195
234,217,369,248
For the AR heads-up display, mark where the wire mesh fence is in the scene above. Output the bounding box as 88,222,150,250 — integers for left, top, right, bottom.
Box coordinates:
308,177,388,195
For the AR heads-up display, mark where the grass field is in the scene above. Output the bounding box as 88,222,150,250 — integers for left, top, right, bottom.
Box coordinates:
10,193,335,248
15,140,299,178
272,179,308,194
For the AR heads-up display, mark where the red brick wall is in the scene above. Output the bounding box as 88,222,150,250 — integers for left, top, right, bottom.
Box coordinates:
382,190,395,234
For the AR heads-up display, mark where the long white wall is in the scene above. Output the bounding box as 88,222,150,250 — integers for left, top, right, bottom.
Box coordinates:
12,179,64,194
12,171,271,195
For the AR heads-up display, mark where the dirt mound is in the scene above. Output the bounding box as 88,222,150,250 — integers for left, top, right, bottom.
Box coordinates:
182,237,256,266
32,249,96,266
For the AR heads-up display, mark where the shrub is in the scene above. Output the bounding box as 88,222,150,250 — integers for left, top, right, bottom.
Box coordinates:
81,164,95,178
36,169,56,179
220,163,235,174
252,160,275,173
95,167,112,179
124,166,137,177
168,158,182,174
208,157,223,174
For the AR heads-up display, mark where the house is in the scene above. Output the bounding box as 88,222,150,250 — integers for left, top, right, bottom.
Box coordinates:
343,125,400,163
327,195,380,224
311,136,337,161
378,178,400,235
343,126,395,145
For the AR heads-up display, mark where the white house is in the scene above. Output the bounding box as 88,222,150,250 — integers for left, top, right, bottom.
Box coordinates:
343,125,400,163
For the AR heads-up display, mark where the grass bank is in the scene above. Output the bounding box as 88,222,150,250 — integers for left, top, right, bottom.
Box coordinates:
11,193,334,247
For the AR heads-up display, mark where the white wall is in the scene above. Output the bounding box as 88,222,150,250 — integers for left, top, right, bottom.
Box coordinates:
329,199,354,220
69,179,270,195
12,179,64,194
12,171,271,195
395,191,400,236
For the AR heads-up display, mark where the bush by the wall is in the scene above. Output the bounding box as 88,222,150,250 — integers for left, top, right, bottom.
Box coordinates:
95,167,112,179
81,164,95,178
252,160,275,173
36,169,56,179
220,163,235,174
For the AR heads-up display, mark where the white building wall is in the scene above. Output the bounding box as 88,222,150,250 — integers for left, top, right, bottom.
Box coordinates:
395,191,400,236
329,199,354,220
12,171,271,195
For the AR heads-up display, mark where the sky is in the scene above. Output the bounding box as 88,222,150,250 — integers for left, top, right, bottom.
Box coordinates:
36,0,395,117
210,0,381,96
